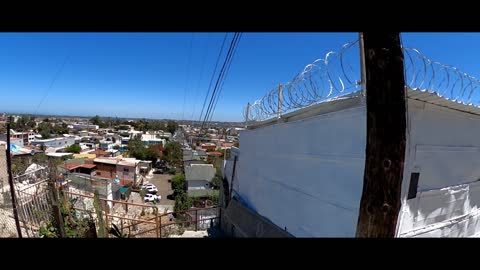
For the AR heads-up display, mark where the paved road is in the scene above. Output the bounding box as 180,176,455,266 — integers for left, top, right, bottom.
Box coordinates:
145,173,175,206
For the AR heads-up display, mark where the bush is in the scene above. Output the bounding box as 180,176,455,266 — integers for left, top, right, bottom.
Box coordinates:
66,144,81,154
171,174,185,193
174,192,193,213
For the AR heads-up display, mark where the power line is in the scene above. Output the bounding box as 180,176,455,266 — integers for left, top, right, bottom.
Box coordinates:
198,33,229,125
202,33,240,129
182,33,195,121
201,33,241,130
207,33,242,125
34,51,71,115
190,33,212,125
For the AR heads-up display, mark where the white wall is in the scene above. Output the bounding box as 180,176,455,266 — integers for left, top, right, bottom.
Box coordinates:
397,100,480,237
237,106,366,237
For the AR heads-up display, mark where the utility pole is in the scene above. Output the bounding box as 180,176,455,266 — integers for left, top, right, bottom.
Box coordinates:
6,118,23,238
356,33,407,238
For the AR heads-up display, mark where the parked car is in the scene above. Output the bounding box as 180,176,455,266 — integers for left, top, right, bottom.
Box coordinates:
140,183,156,189
153,168,164,174
144,193,161,203
145,186,158,194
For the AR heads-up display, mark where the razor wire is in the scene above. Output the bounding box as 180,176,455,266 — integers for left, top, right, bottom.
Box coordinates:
244,39,480,122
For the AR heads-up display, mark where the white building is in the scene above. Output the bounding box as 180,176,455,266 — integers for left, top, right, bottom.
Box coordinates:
30,137,76,149
224,89,480,237
72,123,99,131
228,127,245,136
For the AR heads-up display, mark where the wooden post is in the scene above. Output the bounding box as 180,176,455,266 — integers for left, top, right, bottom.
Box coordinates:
356,32,407,238
103,200,109,236
5,120,23,238
159,214,162,238
48,157,67,238
195,209,198,231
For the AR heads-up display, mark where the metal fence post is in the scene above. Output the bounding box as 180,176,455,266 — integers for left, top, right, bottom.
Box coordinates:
277,84,283,119
245,102,250,128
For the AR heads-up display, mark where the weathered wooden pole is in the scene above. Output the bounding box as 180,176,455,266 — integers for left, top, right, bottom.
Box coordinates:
356,32,407,238
6,119,23,238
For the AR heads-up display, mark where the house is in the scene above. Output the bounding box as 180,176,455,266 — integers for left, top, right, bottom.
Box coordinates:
105,149,120,157
64,162,96,175
9,130,36,145
46,152,74,159
93,157,141,186
185,164,216,195
90,149,111,158
72,123,99,131
30,137,75,149
223,88,480,238
79,142,95,150
227,127,245,136
99,139,116,150
184,160,206,168
141,134,166,146
207,151,223,158
200,143,216,151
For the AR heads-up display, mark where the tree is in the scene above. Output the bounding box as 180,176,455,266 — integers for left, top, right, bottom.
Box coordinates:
174,192,193,213
171,174,186,193
127,138,160,162
53,123,68,135
90,115,102,126
32,153,48,166
162,142,182,167
166,121,178,134
66,144,81,154
211,163,222,189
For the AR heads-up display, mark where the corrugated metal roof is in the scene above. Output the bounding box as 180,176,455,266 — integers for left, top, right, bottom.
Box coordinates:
407,88,480,116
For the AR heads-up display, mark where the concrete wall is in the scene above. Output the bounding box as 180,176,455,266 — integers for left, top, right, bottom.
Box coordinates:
116,165,136,182
235,96,480,237
237,105,366,237
397,99,480,237
220,198,293,238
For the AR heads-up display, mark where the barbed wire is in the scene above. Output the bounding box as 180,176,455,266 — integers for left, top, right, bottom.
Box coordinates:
244,39,480,122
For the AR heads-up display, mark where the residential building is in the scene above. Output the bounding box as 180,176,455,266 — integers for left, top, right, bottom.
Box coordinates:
72,123,99,131
99,139,116,150
185,164,216,194
141,134,166,146
228,127,245,136
200,143,216,151
155,130,172,139
93,157,142,186
30,137,75,149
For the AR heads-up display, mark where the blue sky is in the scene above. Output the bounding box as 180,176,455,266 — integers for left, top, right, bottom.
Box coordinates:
1,32,479,122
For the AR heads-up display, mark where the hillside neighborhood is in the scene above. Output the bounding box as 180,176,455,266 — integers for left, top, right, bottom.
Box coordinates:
0,113,241,237
2,32,480,238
